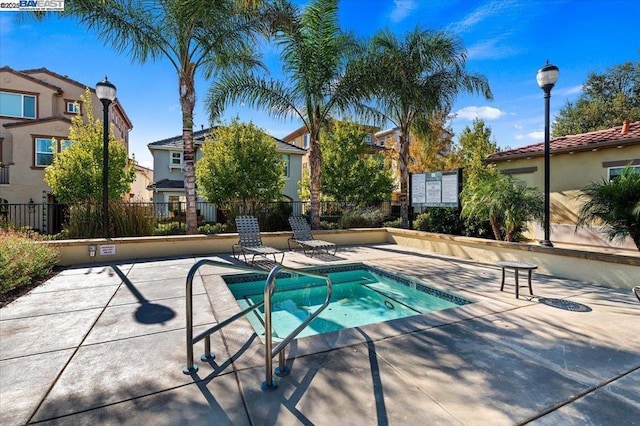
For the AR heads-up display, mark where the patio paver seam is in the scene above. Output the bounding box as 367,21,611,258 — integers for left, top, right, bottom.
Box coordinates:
24,280,125,425
79,321,217,347
517,364,640,425
0,306,114,322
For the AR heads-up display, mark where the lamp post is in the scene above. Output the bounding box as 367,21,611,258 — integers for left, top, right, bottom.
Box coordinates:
536,61,559,247
96,76,117,238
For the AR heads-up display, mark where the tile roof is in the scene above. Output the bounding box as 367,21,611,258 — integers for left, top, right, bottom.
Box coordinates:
487,121,640,162
3,115,72,128
147,179,185,190
147,127,307,154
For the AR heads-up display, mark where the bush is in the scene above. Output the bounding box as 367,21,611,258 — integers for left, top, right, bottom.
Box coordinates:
339,206,386,229
0,228,58,294
154,221,186,235
413,208,494,239
65,201,155,238
198,222,229,234
319,220,339,230
256,201,293,232
382,217,402,228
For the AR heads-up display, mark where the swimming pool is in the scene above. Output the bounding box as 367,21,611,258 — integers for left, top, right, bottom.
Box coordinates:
223,263,473,340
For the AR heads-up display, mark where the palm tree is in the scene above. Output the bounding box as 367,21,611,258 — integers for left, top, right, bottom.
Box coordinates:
577,166,640,249
461,172,543,242
365,28,492,228
207,0,370,229
35,0,263,234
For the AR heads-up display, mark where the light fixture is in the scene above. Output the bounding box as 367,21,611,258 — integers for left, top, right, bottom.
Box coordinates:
536,61,559,248
96,76,116,238
28,198,35,213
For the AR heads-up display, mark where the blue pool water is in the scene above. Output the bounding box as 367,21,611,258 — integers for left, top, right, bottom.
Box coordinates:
224,264,472,339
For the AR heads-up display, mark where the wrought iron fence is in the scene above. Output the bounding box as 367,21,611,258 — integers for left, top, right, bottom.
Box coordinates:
0,200,394,236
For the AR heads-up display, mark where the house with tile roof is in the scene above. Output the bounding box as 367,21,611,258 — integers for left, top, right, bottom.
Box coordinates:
486,120,640,249
147,127,306,222
0,66,134,232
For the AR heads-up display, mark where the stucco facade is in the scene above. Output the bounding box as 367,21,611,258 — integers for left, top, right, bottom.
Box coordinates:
0,66,133,208
487,121,640,249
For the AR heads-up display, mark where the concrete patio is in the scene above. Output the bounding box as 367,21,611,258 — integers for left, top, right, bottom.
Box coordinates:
1,244,638,425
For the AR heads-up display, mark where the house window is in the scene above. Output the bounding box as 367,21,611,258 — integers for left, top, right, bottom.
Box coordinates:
35,138,55,167
66,101,80,114
303,134,310,149
34,138,72,167
363,134,372,143
608,165,640,181
282,154,290,178
0,92,36,119
170,151,182,169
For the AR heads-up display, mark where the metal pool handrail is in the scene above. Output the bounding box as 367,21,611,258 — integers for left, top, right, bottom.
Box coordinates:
182,259,332,392
262,264,332,390
634,286,640,303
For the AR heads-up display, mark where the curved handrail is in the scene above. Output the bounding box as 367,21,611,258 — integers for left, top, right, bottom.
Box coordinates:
262,265,333,390
634,286,640,303
183,258,333,393
184,259,271,374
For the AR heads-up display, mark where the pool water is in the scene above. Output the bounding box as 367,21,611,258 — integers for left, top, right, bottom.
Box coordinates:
224,264,472,340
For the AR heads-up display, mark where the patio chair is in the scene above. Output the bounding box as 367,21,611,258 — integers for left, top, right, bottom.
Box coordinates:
232,216,285,265
288,216,337,257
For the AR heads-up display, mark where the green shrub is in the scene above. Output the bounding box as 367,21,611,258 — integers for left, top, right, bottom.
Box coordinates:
0,229,59,294
413,209,494,239
198,222,229,234
65,201,155,238
319,220,339,230
338,206,386,229
154,221,186,235
382,217,402,228
256,201,293,232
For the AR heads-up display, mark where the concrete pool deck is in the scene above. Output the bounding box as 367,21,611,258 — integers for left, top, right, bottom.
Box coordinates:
1,244,638,425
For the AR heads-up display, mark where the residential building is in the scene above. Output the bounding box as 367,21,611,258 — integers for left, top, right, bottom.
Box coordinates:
147,127,305,221
486,120,640,249
0,66,133,205
129,163,154,202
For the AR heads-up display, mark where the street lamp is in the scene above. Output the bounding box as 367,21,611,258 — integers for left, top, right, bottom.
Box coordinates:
536,61,559,247
96,76,117,238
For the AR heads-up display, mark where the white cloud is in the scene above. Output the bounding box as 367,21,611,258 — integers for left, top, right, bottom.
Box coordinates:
467,38,518,60
448,0,514,33
557,85,583,96
390,0,417,23
515,134,524,140
455,106,505,121
527,131,544,140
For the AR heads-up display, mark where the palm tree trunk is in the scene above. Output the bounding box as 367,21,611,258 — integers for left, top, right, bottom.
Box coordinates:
398,129,410,228
309,137,322,230
180,65,198,235
490,217,502,241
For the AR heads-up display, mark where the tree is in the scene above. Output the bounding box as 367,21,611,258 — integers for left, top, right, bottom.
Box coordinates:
364,28,492,228
207,0,370,229
456,118,499,189
310,120,394,203
461,172,543,242
408,111,461,173
196,120,284,213
553,61,640,137
45,90,134,204
36,0,264,234
576,166,640,250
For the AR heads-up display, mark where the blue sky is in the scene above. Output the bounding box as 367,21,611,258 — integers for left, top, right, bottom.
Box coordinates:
1,0,639,169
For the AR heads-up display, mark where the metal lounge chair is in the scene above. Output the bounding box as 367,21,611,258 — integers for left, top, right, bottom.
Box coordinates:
288,216,337,257
232,216,285,265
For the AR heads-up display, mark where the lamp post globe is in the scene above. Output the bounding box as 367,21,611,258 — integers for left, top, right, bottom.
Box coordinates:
96,76,116,238
536,62,558,248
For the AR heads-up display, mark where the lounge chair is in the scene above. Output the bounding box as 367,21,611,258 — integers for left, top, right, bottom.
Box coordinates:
232,216,285,265
288,216,337,257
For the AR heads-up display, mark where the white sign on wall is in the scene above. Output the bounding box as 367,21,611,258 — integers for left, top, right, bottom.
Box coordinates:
99,245,116,256
410,169,461,208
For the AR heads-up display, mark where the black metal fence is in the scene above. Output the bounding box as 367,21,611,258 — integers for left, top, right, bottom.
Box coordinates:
1,200,394,235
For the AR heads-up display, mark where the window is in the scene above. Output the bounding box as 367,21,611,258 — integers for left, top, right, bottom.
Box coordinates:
363,134,372,143
0,92,36,119
66,101,80,114
170,151,183,169
282,154,290,178
35,138,55,167
303,134,310,149
608,165,640,181
34,138,72,167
